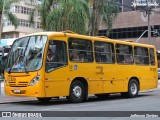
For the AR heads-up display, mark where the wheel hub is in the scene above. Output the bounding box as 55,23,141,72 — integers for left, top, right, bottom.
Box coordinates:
131,83,137,95
73,86,82,98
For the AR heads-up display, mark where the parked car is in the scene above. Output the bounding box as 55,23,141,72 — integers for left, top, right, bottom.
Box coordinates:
158,68,160,79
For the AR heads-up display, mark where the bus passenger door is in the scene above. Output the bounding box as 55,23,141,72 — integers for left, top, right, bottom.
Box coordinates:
44,39,70,97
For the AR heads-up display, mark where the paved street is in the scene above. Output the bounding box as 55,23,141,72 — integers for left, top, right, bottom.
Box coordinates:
0,80,160,102
0,81,160,119
0,89,160,111
0,81,159,110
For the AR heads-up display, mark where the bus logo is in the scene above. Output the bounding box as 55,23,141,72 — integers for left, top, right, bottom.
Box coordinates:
8,76,16,82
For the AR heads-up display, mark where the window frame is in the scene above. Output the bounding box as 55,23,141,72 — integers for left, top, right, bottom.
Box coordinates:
149,48,156,66
116,44,134,64
134,46,149,66
68,37,94,63
94,41,115,64
45,40,68,72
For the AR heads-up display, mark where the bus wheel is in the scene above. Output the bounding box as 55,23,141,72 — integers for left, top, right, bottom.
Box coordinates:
37,97,51,102
121,79,139,98
95,93,110,98
128,79,139,97
67,81,85,103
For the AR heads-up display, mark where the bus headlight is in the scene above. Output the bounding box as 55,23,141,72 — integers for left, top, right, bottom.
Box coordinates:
29,75,40,86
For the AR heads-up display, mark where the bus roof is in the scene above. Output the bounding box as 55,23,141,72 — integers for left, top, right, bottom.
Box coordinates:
17,31,155,48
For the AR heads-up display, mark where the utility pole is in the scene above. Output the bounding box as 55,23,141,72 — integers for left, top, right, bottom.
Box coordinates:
131,0,159,44
148,11,151,44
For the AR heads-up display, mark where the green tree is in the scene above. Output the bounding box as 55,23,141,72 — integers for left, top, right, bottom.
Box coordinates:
33,0,90,35
89,0,118,36
31,0,118,36
0,0,19,39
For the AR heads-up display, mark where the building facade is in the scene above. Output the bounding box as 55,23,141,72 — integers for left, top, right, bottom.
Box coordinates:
2,0,42,39
2,0,160,49
99,0,160,49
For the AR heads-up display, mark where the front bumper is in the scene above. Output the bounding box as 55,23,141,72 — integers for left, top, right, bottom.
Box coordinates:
4,84,45,97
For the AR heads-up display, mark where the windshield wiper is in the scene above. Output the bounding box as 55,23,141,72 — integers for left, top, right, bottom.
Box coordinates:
24,56,28,74
8,54,19,74
8,55,28,74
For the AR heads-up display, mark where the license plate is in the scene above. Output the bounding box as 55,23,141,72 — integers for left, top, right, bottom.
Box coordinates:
14,88,20,93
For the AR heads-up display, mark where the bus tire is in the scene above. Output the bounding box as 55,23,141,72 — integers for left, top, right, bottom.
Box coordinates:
121,79,139,98
95,93,110,98
67,80,85,103
37,97,51,102
128,79,139,97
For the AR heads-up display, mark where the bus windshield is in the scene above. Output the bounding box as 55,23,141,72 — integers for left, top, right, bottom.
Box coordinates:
6,36,47,73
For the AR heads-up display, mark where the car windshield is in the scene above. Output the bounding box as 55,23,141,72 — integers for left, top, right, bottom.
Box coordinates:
6,36,47,73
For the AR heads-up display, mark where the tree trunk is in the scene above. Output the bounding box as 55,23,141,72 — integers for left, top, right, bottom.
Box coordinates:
91,0,99,36
0,15,2,40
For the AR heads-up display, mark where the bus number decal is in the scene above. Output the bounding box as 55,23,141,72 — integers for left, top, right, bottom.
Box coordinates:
96,66,104,75
150,68,156,71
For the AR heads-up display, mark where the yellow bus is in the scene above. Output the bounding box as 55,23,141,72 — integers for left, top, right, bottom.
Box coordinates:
4,31,158,103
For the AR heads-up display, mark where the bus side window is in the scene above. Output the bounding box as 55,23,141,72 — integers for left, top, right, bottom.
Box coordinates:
116,44,133,64
124,55,133,63
95,41,115,64
149,48,155,66
69,38,93,62
117,55,125,63
70,50,80,61
46,40,67,72
134,46,149,65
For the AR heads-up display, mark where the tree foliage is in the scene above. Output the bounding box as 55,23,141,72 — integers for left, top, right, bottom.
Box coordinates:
0,0,19,28
89,0,119,36
31,0,118,35
0,0,19,39
38,0,89,35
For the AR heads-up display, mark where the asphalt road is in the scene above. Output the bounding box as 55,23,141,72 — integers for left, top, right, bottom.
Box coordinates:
0,91,160,120
0,90,159,111
0,81,160,119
